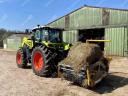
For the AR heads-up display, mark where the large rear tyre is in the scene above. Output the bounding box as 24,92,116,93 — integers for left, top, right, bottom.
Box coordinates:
32,46,56,77
16,48,27,68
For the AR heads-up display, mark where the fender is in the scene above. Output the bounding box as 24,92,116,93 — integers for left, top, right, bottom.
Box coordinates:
22,37,33,49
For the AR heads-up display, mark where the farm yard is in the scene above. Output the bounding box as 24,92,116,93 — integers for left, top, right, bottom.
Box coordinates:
0,50,127,96
0,1,128,96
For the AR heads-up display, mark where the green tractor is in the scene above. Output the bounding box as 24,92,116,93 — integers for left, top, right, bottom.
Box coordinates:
16,26,70,77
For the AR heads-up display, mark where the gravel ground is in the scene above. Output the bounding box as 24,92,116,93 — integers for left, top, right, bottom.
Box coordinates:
0,50,127,96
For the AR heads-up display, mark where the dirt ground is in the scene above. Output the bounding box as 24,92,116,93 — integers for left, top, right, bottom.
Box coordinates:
0,50,127,96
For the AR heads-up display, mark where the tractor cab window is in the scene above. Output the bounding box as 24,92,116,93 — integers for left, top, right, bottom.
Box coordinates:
35,30,40,40
49,29,61,43
41,29,49,41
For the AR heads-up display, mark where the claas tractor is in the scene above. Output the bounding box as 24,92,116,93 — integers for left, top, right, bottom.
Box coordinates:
16,26,70,76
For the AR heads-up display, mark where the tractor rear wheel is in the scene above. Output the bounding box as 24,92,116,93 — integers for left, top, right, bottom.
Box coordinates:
32,46,56,77
16,48,27,68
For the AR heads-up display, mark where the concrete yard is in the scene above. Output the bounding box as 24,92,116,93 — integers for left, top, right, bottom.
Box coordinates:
0,50,127,96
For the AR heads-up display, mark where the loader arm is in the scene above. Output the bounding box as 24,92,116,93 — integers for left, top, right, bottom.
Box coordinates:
22,37,33,49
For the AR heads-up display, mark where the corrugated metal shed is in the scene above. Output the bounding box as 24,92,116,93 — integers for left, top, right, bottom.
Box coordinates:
46,6,128,57
47,6,128,29
3,33,29,50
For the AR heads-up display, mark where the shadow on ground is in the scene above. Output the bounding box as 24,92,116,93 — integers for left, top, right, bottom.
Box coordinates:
24,65,32,69
92,74,128,94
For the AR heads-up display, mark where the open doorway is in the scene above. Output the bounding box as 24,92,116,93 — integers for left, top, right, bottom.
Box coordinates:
79,28,105,50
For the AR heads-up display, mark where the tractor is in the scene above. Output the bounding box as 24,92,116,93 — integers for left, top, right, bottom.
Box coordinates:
16,26,70,77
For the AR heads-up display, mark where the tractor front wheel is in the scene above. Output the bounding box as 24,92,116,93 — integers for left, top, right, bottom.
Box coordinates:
32,46,56,77
16,48,27,68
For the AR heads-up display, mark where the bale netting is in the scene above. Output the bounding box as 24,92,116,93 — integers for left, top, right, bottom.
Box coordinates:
59,42,104,73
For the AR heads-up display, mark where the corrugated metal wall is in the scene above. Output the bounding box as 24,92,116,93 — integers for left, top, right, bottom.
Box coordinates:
63,30,78,44
62,27,128,57
4,34,29,50
69,7,102,29
109,10,128,25
47,6,128,29
7,37,21,50
105,27,128,56
47,17,65,28
124,27,128,56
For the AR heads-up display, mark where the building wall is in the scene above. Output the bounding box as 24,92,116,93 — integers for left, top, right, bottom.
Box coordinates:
69,7,102,29
105,27,128,56
3,34,29,50
62,27,128,57
63,30,78,43
49,17,65,28
47,6,128,29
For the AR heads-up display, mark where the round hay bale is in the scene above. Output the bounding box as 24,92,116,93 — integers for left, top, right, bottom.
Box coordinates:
59,42,103,73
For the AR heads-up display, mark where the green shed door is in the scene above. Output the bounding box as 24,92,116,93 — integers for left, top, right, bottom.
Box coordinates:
63,30,78,44
124,27,128,56
105,27,128,57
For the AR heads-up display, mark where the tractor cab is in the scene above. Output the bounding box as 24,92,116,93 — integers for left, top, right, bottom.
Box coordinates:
32,26,63,43
23,26,70,51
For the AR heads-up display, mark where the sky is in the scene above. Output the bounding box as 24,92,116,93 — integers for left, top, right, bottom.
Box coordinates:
0,0,128,31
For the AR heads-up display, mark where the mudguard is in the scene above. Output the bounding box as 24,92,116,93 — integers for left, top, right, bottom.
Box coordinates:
22,37,33,49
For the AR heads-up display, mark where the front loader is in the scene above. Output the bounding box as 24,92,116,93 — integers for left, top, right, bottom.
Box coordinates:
58,40,111,88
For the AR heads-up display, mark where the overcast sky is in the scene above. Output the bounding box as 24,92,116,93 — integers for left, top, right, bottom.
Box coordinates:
0,0,128,31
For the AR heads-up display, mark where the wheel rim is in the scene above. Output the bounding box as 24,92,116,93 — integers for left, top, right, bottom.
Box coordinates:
17,52,22,65
33,51,44,71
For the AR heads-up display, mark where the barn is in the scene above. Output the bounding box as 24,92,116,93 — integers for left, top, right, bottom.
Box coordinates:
46,6,128,57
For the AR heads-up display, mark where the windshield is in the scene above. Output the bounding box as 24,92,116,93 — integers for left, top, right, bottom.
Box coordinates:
33,28,62,43
49,29,61,43
35,30,40,39
40,29,48,40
